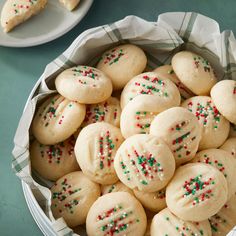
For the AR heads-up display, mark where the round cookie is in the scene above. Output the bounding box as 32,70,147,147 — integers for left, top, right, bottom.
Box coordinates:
96,44,147,90
191,149,236,200
51,171,101,228
150,208,212,236
114,134,175,192
75,122,124,184
120,71,181,109
229,123,236,137
182,96,230,150
133,188,166,212
153,65,194,99
166,163,228,222
32,94,86,145
209,193,236,235
82,97,121,128
220,137,236,158
101,181,133,195
211,80,236,124
55,65,112,104
172,51,217,95
150,107,201,166
86,192,147,236
30,135,79,181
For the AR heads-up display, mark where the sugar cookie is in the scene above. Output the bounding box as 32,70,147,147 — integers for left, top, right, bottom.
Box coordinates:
191,149,236,199
86,192,147,236
32,94,86,145
75,122,124,184
229,123,236,137
211,80,236,124
166,163,228,221
51,171,101,228
30,135,79,181
120,72,181,109
55,65,112,104
220,137,236,158
97,44,147,90
172,51,217,95
150,208,212,236
150,107,201,165
101,181,133,195
59,0,80,11
114,134,175,192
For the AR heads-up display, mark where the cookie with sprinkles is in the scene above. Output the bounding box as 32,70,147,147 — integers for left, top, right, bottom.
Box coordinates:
150,107,201,166
82,97,121,128
229,123,236,137
220,137,236,159
150,208,212,236
114,134,175,192
191,149,236,200
101,181,134,196
51,171,101,228
75,122,124,184
30,135,80,181
120,71,181,109
1,0,47,32
32,94,86,145
211,80,236,124
97,44,147,90
55,65,112,104
166,163,228,222
172,51,217,95
182,96,230,150
86,192,147,236
59,0,80,11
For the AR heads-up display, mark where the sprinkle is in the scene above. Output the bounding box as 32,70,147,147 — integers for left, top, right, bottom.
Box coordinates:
193,56,211,72
102,48,125,65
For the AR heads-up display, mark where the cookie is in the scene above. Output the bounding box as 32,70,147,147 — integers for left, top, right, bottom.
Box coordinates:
166,163,228,221
133,188,166,212
75,122,124,184
211,80,236,124
101,181,133,195
1,0,47,32
96,44,147,90
114,134,175,192
120,71,181,109
86,192,147,236
55,65,112,104
209,193,236,235
153,65,194,100
32,94,86,145
51,171,101,227
150,208,212,236
220,137,236,158
229,124,236,137
82,97,121,128
191,149,236,200
30,135,79,181
59,0,80,11
172,51,217,95
182,96,230,150
150,107,201,165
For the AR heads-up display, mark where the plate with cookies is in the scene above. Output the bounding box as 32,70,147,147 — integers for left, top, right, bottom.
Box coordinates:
0,0,93,47
13,13,236,236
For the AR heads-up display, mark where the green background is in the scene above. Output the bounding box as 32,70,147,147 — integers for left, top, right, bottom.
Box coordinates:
1,0,236,235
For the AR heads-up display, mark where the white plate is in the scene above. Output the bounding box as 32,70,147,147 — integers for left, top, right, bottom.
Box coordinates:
0,0,93,47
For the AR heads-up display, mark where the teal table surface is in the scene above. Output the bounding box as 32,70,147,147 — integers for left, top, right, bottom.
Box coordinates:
1,0,236,235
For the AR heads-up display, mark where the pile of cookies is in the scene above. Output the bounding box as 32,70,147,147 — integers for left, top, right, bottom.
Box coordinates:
30,44,236,236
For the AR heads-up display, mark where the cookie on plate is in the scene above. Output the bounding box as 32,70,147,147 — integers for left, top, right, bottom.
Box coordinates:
172,51,217,95
211,80,236,124
150,208,212,236
55,65,112,104
120,71,181,109
32,94,86,145
220,137,236,158
97,44,147,90
86,192,147,236
1,0,47,32
166,163,228,221
51,171,101,228
101,181,133,195
30,135,79,181
150,107,201,166
59,0,80,11
75,122,124,184
114,134,175,192
182,96,230,150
